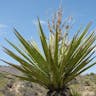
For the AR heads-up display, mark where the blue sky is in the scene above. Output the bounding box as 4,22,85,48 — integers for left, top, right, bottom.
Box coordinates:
0,0,96,74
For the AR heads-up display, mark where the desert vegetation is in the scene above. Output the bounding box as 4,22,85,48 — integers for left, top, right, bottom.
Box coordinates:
0,8,96,96
0,70,96,96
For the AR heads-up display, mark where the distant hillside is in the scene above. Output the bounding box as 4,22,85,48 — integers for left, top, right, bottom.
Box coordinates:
0,66,20,75
0,66,96,96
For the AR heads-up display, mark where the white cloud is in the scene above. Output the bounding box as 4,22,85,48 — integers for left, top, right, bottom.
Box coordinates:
0,24,7,28
39,20,46,25
0,24,8,36
32,20,46,25
0,43,2,47
0,32,6,36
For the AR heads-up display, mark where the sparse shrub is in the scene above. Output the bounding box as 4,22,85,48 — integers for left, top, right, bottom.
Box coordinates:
84,80,91,86
71,89,81,96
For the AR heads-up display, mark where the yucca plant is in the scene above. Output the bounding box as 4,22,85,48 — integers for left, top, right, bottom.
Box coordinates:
1,9,96,96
